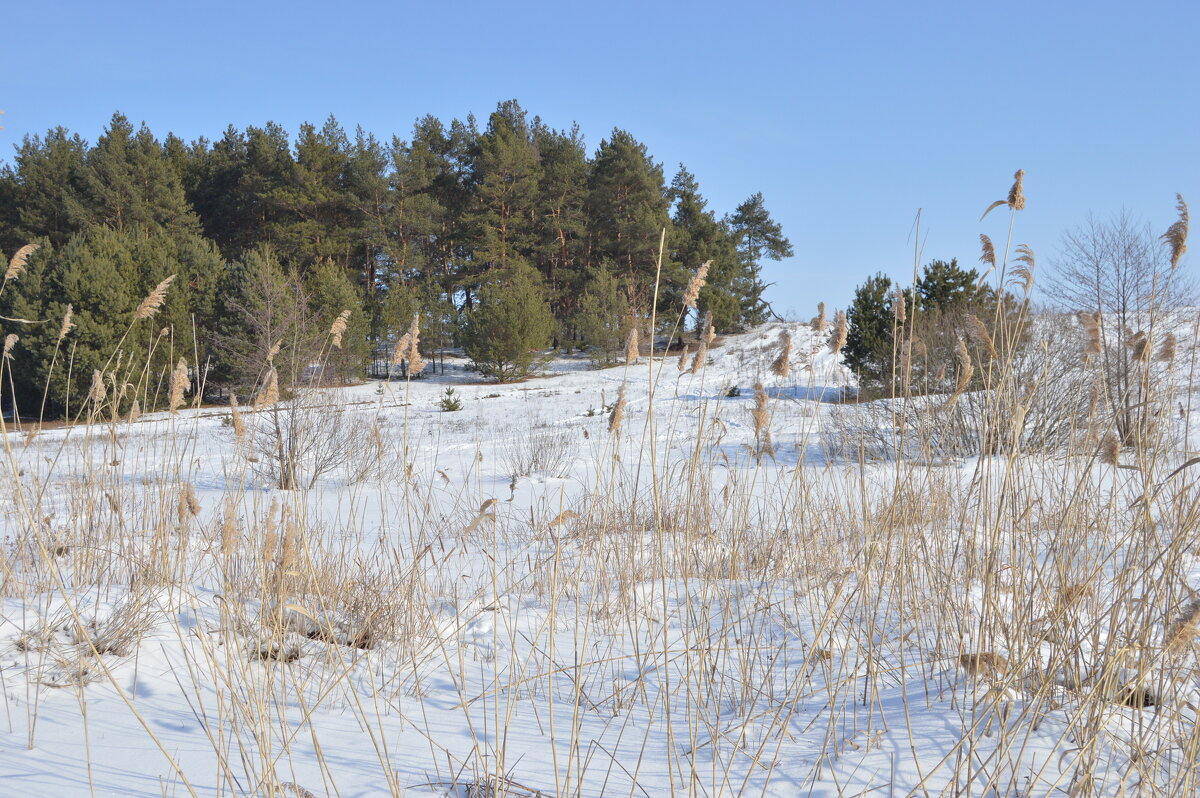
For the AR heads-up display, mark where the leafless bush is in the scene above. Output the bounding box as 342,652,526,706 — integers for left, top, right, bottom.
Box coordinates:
502,422,575,478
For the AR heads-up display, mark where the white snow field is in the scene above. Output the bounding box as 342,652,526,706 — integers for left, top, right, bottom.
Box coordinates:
3,320,1200,797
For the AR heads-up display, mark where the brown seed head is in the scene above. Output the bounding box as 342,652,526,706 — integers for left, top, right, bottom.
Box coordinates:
329,309,351,349
1157,332,1177,363
168,357,189,413
608,385,627,433
979,234,996,272
5,243,38,281
770,331,792,377
682,260,710,310
1100,432,1120,466
1011,244,1036,294
57,305,75,343
966,315,998,360
2,333,17,360
811,302,827,334
406,313,425,374
689,341,708,374
624,326,640,365
829,310,847,355
134,274,176,321
229,394,246,438
255,367,279,409
751,382,770,438
88,369,107,404
1163,193,1189,271
1007,169,1026,211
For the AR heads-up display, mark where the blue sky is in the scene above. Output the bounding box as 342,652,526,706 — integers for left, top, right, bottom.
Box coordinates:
3,0,1196,316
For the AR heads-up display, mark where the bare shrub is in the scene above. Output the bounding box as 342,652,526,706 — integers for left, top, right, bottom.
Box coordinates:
502,422,575,478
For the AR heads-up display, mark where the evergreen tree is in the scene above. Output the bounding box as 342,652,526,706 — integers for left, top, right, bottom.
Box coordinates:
668,166,741,331
80,113,200,238
727,193,792,325
461,263,554,382
574,262,630,366
531,122,589,321
586,129,671,314
842,273,897,389
5,127,91,247
466,101,540,274
306,258,369,383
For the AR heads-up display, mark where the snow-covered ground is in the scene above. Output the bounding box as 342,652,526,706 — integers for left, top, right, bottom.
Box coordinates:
3,321,1200,797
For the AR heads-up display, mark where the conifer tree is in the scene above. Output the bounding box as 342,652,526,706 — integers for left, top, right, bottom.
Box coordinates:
461,263,554,381
727,193,793,325
574,262,630,366
306,258,369,382
668,166,741,331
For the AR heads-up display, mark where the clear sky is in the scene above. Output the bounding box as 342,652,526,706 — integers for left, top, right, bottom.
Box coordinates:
2,0,1196,317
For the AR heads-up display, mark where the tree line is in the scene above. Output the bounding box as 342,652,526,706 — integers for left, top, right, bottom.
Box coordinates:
0,100,791,415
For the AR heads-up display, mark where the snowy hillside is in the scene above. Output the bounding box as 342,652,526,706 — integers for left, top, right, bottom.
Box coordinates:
3,320,1200,797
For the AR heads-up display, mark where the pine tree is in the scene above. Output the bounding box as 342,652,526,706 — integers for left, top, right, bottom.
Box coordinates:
668,166,741,331
461,263,555,382
574,262,630,367
466,101,541,274
306,258,369,383
842,273,897,390
586,129,671,314
6,127,91,247
727,193,793,326
531,122,589,320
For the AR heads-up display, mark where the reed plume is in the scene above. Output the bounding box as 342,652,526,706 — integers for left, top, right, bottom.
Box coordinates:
57,305,75,343
1081,312,1102,361
1163,193,1189,271
892,285,906,324
677,344,689,372
770,331,792,377
127,399,140,424
1165,599,1200,654
168,358,189,413
329,310,351,349
608,384,626,433
1008,169,1026,211
88,370,107,404
689,341,707,374
255,367,279,409
829,310,847,355
2,333,17,359
979,234,996,272
405,314,425,373
702,311,715,344
1011,244,1036,294
682,260,710,310
811,302,826,334
966,315,998,360
5,243,38,281
1157,332,1177,363
1100,432,1120,465
751,382,769,438
229,394,246,438
134,275,176,321
624,326,640,365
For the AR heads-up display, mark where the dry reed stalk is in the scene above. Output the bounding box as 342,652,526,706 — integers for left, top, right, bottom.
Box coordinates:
229,394,246,438
941,339,973,409
1157,332,1177,363
682,261,711,310
1165,600,1200,654
966,315,998,360
608,385,626,433
811,302,826,334
892,285,906,324
134,275,176,321
689,341,707,374
2,333,17,359
57,305,74,343
329,310,351,349
624,326,639,365
255,368,279,409
829,311,847,355
1100,433,1120,465
5,243,38,281
1163,193,1189,271
899,340,912,379
770,331,792,378
168,358,188,413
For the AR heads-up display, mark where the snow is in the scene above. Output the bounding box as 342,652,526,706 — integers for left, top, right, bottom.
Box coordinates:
1,321,1197,797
